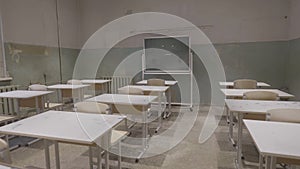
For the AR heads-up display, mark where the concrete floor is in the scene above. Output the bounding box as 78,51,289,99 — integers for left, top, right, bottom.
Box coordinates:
6,106,289,169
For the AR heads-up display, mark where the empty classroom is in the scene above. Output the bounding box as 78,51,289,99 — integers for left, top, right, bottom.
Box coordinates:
0,0,299,169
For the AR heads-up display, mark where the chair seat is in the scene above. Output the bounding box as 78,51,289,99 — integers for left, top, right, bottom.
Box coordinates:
111,130,128,144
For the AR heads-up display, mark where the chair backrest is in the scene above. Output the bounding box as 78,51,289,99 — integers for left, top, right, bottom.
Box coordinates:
28,84,47,91
267,108,300,123
74,101,109,114
233,79,257,89
67,79,82,85
147,79,165,86
243,91,278,101
0,139,11,164
118,87,143,95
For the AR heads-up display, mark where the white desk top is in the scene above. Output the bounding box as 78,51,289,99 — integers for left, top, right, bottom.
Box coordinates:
119,85,169,92
81,79,111,84
47,84,90,90
219,82,270,87
0,111,124,145
244,119,300,159
0,90,53,99
86,94,157,106
226,99,300,113
136,80,177,86
221,89,294,99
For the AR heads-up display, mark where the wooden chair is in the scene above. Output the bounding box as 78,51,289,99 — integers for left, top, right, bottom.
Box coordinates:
266,108,300,166
0,138,11,164
67,79,82,85
74,101,127,169
28,84,63,111
118,87,143,95
233,79,257,89
67,80,92,99
243,91,278,120
147,79,165,86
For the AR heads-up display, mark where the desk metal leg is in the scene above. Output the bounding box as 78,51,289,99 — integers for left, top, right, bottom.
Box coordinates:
14,99,21,119
41,96,45,112
155,92,162,133
164,88,171,118
54,141,60,169
44,140,51,169
266,156,271,169
57,89,62,103
226,105,230,124
104,150,109,169
96,146,102,169
229,111,236,146
105,133,110,169
137,106,149,162
270,156,277,169
259,154,263,169
235,113,243,169
35,97,40,114
89,146,93,169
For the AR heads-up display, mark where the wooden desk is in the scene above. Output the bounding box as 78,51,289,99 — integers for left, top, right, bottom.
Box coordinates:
244,120,300,169
0,111,124,169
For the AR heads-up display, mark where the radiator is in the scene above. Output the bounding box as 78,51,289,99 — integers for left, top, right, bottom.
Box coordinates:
102,76,132,94
0,85,19,115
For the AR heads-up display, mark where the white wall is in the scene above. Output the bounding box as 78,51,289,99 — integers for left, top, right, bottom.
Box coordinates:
0,0,58,47
0,0,292,47
58,0,81,49
0,0,80,49
289,0,300,39
79,0,290,45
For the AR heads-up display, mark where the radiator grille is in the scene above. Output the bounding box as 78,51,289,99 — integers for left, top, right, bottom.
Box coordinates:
0,85,19,115
101,76,132,94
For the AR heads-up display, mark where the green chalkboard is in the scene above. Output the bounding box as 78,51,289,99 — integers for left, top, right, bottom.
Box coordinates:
144,36,190,72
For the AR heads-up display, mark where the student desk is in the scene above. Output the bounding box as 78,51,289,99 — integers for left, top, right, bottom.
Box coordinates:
81,79,111,95
244,120,300,169
219,82,270,88
0,111,124,169
119,85,169,132
0,90,53,116
136,80,178,86
47,84,90,103
86,94,157,160
136,80,177,114
220,89,294,100
225,99,300,169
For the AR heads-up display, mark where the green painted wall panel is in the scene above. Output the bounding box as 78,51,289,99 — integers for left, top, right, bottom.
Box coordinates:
285,38,300,100
3,40,292,103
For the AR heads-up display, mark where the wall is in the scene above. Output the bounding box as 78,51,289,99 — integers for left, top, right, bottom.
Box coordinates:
0,0,296,103
79,0,290,44
0,0,80,87
285,0,300,100
79,0,291,104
